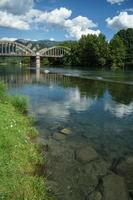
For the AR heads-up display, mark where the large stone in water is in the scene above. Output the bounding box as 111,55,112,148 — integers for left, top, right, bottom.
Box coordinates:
103,174,129,200
76,146,98,164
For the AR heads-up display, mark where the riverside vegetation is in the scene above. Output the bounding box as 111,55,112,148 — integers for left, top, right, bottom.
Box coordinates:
0,82,53,200
0,28,132,69
61,28,133,68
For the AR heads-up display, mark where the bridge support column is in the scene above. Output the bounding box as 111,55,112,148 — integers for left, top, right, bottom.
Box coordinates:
36,53,40,69
30,54,40,68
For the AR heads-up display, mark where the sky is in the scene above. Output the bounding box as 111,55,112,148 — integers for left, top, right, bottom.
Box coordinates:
0,0,132,41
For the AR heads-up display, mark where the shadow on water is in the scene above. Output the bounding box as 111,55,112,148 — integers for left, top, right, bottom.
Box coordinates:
0,65,133,199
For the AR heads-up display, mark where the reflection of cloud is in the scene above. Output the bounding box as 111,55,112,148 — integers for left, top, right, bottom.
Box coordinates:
104,100,133,118
37,88,96,120
65,88,95,112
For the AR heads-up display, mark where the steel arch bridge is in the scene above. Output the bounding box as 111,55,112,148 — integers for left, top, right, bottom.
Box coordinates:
0,41,35,56
0,40,70,67
39,46,70,58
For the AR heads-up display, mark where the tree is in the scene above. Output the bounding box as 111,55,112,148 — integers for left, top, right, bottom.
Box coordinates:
63,42,80,66
109,35,126,68
78,34,109,67
115,28,133,67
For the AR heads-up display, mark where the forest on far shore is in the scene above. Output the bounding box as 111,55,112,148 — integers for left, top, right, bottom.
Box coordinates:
61,28,133,69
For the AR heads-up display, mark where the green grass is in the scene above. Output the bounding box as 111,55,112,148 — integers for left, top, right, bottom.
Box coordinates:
10,95,28,114
0,83,53,200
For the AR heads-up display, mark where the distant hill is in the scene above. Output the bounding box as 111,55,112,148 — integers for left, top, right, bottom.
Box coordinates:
16,39,63,52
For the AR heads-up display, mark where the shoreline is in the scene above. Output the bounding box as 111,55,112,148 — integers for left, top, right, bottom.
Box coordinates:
0,82,53,200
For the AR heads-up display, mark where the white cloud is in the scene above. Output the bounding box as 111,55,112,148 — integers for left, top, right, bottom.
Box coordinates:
106,12,133,31
0,0,33,15
50,38,55,41
27,8,100,40
35,7,72,25
64,16,100,40
0,37,17,41
0,0,100,40
124,8,133,12
107,0,125,5
0,11,30,30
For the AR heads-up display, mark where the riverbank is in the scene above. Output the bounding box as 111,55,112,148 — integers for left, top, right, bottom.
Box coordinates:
0,82,53,200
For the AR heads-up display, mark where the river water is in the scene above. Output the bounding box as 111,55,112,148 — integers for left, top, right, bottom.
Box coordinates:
0,65,133,200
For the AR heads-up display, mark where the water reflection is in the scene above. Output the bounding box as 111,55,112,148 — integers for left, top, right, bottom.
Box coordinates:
105,99,133,118
0,66,133,199
36,88,97,120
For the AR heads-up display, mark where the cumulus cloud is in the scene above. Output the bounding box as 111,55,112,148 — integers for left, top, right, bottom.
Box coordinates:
0,0,33,15
26,8,100,40
106,12,133,31
64,16,100,39
107,0,125,5
0,0,100,40
0,11,30,30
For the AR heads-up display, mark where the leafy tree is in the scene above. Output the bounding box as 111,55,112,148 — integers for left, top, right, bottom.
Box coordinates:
63,42,80,66
75,33,109,67
109,35,126,68
116,28,133,66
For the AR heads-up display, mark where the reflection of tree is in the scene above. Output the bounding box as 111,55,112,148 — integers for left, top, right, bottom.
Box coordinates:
58,76,133,105
0,68,133,106
108,83,133,105
57,77,106,99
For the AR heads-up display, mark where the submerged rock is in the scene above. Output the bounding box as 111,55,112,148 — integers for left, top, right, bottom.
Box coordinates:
116,156,133,193
89,191,102,200
53,132,66,141
46,180,61,195
103,174,129,200
84,159,109,177
77,173,98,195
76,146,98,164
60,128,72,135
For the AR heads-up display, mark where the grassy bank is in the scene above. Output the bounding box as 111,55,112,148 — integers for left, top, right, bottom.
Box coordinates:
0,82,52,200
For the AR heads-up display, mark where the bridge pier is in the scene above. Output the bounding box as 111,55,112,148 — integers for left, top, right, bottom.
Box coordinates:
36,53,41,68
30,53,40,68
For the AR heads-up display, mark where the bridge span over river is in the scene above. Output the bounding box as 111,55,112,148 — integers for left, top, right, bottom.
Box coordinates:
0,40,69,68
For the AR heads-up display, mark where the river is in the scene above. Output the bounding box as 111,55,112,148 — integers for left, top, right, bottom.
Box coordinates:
0,65,133,200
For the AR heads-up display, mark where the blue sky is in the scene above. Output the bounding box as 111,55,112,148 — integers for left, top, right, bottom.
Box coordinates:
0,0,132,41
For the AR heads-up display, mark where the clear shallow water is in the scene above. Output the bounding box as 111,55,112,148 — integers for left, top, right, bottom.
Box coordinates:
0,65,133,199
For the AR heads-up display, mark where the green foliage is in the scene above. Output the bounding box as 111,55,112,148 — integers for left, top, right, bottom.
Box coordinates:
115,28,133,66
0,83,54,200
10,95,28,114
42,58,50,66
62,34,110,67
63,42,80,66
62,29,133,68
0,82,7,103
109,35,126,68
79,34,109,67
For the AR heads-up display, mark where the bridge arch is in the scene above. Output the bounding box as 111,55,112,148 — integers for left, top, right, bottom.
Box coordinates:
0,41,34,56
39,46,70,58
